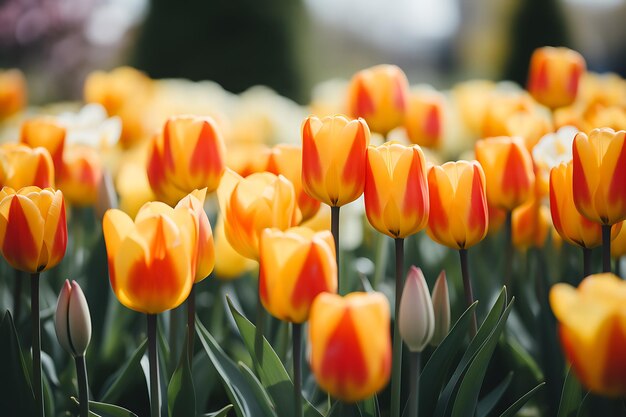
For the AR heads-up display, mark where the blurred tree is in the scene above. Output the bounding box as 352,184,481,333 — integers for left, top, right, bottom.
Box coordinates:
132,0,307,102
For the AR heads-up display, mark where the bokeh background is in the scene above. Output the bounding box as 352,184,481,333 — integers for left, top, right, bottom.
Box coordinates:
1,0,625,105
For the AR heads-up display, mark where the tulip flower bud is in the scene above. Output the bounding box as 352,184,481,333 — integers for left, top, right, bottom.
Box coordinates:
96,170,118,221
0,69,27,119
55,280,92,357
404,88,445,149
399,266,434,352
0,144,55,190
20,117,66,174
430,270,450,346
57,145,103,207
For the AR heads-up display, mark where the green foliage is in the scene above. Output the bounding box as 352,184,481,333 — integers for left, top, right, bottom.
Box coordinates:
168,330,196,417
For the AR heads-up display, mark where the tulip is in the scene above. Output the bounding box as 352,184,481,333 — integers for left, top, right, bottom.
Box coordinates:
550,273,626,397
527,46,586,109
0,144,55,190
532,125,578,199
102,201,196,314
301,115,370,208
399,266,434,352
116,161,156,218
213,216,256,279
427,160,488,250
266,144,321,222
0,69,27,119
57,145,102,207
227,143,271,178
364,142,429,239
347,64,409,135
481,90,535,139
404,88,445,148
259,227,337,323
147,115,227,206
452,80,496,137
504,110,553,151
430,271,450,346
20,117,66,175
176,189,214,283
512,193,551,250
573,128,626,272
308,292,391,403
475,136,535,211
55,280,91,357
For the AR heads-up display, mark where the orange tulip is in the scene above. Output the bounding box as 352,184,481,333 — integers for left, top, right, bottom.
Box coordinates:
217,169,299,260
512,193,550,250
0,69,27,119
0,186,67,273
527,46,586,109
0,144,55,189
309,292,391,402
175,189,214,283
302,115,369,207
20,117,66,174
227,143,270,178
475,137,535,211
427,161,488,250
259,227,337,323
364,142,429,238
550,273,626,396
404,88,444,148
573,128,626,225
57,145,102,207
347,65,409,135
481,90,535,139
147,115,226,206
102,200,197,313
266,144,320,222
611,223,626,258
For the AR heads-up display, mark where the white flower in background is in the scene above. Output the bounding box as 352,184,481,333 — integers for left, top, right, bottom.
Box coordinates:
57,103,121,147
533,125,579,173
309,78,348,117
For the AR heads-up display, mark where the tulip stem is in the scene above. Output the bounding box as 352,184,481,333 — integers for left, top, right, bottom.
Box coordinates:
582,247,592,281
13,269,22,322
331,206,342,294
254,283,266,369
169,308,179,374
75,355,89,417
147,314,160,417
187,285,195,360
602,225,612,273
390,238,404,417
31,273,43,417
459,249,478,338
504,212,513,295
409,351,421,417
292,323,303,417
617,256,623,279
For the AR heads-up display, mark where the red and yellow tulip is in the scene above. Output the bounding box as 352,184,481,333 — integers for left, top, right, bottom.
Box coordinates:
309,292,391,402
147,115,226,206
475,136,535,211
57,145,102,207
573,128,626,225
527,46,586,109
259,227,337,323
301,115,369,207
512,192,551,250
550,273,626,396
347,65,409,135
0,186,67,273
427,160,488,250
0,144,55,190
20,117,66,174
102,200,197,313
404,88,444,149
364,142,429,238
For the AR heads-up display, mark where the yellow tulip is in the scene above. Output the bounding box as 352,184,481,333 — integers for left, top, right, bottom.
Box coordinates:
0,144,55,190
213,216,256,279
57,145,102,207
20,117,66,174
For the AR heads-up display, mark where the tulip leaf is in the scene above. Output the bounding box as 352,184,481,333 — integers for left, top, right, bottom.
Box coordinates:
85,400,139,417
0,311,37,416
498,382,545,417
451,299,514,417
196,320,271,417
557,366,583,417
238,362,279,416
226,297,324,417
199,404,234,417
476,372,513,417
357,395,379,417
168,330,196,417
100,340,147,403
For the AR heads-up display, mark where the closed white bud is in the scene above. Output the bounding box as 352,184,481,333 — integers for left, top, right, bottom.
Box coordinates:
55,280,92,357
430,270,450,346
398,266,434,352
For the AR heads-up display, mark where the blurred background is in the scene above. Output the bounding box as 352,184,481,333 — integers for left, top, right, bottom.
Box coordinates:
0,0,625,105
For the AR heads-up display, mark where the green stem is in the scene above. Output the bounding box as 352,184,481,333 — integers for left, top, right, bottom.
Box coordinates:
254,276,266,369
147,314,159,417
602,225,612,273
408,351,421,417
31,273,43,417
187,285,195,360
372,233,388,290
390,238,404,417
582,247,592,282
459,249,478,338
75,355,89,417
13,269,22,322
331,206,342,294
293,323,303,417
169,308,179,374
504,211,513,295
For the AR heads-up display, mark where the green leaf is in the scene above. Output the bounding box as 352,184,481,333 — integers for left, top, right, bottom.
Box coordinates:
498,382,545,417
76,399,138,417
226,297,324,417
0,311,36,416
420,302,478,416
357,396,379,417
168,330,196,417
451,299,514,417
100,340,147,403
200,404,234,417
196,320,272,417
477,372,513,417
238,362,279,416
557,366,582,417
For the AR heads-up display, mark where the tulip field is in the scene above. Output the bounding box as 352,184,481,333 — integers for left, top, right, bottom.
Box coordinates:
1,46,626,417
